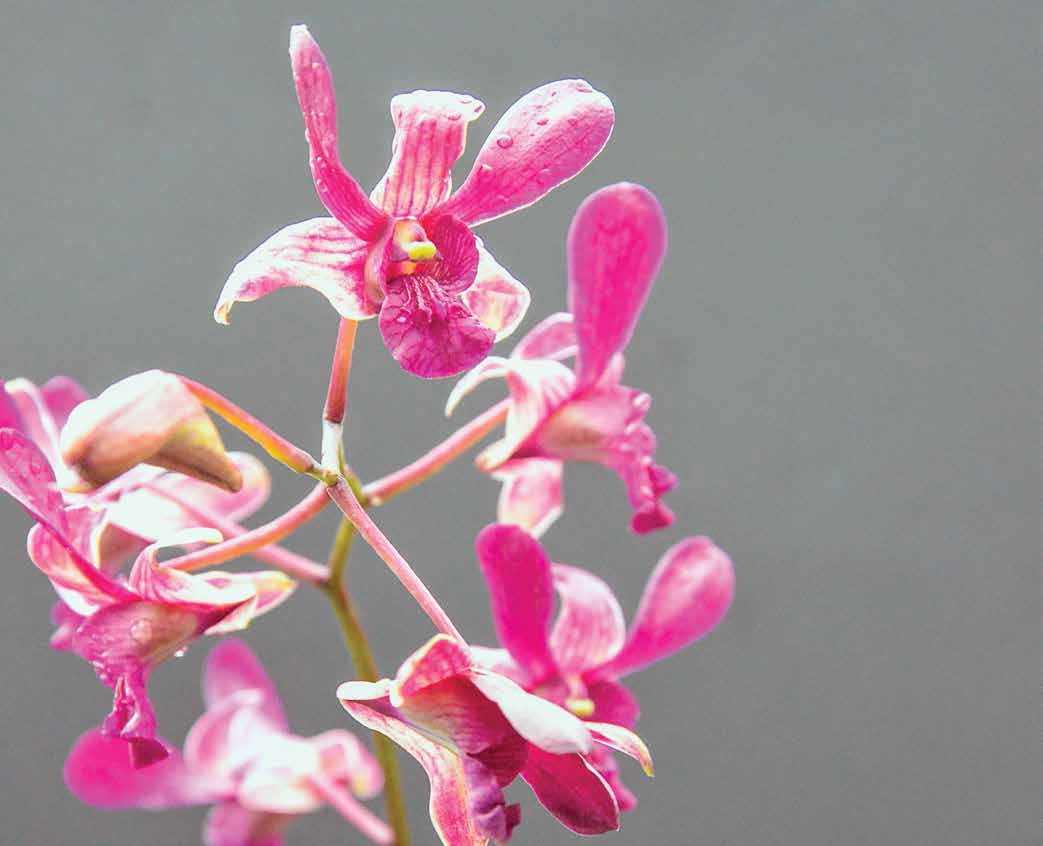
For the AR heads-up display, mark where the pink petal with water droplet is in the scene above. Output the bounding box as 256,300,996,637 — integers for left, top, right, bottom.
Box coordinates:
371,90,484,218
549,564,626,675
216,218,376,324
435,80,614,226
288,26,388,240
567,182,667,391
475,523,557,681
602,536,734,678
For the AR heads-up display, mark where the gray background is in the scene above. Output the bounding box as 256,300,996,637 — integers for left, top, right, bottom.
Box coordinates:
1,1,1038,844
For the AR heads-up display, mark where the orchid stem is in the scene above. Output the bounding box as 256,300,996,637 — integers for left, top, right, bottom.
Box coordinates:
180,377,334,483
306,772,394,846
324,319,358,428
363,399,509,505
162,484,330,578
327,480,464,642
324,518,411,846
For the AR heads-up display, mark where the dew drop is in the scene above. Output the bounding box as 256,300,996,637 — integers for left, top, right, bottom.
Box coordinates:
535,117,549,126
446,110,462,122
395,315,408,324
173,648,187,659
567,117,579,127
495,134,513,149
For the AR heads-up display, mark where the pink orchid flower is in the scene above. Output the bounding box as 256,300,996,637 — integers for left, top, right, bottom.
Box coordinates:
446,182,676,534
1,375,271,571
473,523,734,812
0,430,294,766
66,639,389,846
339,633,653,845
215,25,615,379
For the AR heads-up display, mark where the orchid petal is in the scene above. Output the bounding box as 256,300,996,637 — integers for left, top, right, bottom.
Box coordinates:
470,669,592,755
435,80,614,226
511,312,577,362
4,378,63,469
216,218,375,325
520,746,619,835
340,690,507,846
0,428,67,529
203,638,288,729
379,273,494,379
492,458,563,538
586,679,640,728
199,571,296,634
586,722,654,777
288,26,388,240
461,244,530,341
567,183,667,391
204,801,288,846
310,729,384,799
184,688,271,782
64,728,213,809
0,382,24,431
40,374,88,427
474,523,557,681
27,520,132,610
423,215,481,295
603,536,735,677
587,744,638,813
237,735,325,814
371,90,485,217
444,357,510,417
549,564,626,675
392,634,474,703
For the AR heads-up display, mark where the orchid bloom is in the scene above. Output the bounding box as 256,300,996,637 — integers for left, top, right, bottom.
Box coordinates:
66,639,390,846
0,430,294,765
339,633,653,845
215,25,615,379
447,182,677,534
473,524,734,812
1,375,271,571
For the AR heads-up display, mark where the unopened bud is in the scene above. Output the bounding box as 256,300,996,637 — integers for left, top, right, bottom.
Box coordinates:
60,370,243,492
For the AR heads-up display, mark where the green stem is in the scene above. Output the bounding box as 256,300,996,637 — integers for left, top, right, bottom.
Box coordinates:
325,518,411,846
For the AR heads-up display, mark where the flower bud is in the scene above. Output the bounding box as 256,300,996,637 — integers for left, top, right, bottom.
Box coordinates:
60,370,243,492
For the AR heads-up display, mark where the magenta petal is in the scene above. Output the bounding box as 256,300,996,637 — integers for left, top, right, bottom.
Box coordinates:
461,244,531,341
4,378,64,469
586,679,640,728
511,312,577,362
27,519,131,610
435,80,614,227
340,692,504,846
0,429,67,529
216,218,375,325
586,722,654,777
549,564,626,675
204,801,288,846
424,216,480,295
392,634,474,702
475,524,557,681
371,90,485,218
40,374,88,428
203,638,288,730
64,728,211,808
288,26,388,240
520,746,619,835
567,183,667,391
492,458,564,538
603,536,735,678
309,729,384,799
379,273,494,379
0,383,24,431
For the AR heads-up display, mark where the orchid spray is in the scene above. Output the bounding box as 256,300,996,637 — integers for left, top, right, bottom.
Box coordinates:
0,25,734,846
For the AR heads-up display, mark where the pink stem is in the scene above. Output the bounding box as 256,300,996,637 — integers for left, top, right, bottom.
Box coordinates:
162,484,330,579
307,773,394,845
327,480,464,642
146,484,329,585
324,319,358,426
364,400,509,505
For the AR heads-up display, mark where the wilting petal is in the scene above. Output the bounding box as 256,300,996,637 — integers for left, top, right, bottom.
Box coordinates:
586,722,654,777
435,80,614,227
371,90,485,218
475,524,557,681
586,679,640,728
203,638,288,729
205,801,288,846
216,218,375,324
64,728,214,808
379,273,494,379
61,371,242,493
288,26,388,240
601,536,734,678
549,564,626,675
392,634,473,703
461,244,530,341
520,746,619,835
98,667,166,766
492,458,563,538
470,670,591,755
511,312,577,362
340,687,507,846
567,183,667,391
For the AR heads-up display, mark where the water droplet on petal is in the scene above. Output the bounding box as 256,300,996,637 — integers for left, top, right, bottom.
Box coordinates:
495,134,513,149
446,110,462,122
535,117,549,126
173,648,186,659
395,315,408,324
567,117,579,127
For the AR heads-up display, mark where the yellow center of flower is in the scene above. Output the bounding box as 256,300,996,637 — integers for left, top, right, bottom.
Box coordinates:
405,240,438,261
566,696,596,718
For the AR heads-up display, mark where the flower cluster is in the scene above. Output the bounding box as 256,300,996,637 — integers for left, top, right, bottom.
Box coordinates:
0,24,734,846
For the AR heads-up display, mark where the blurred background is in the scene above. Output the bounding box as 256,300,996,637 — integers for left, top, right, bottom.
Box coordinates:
0,1,1038,844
